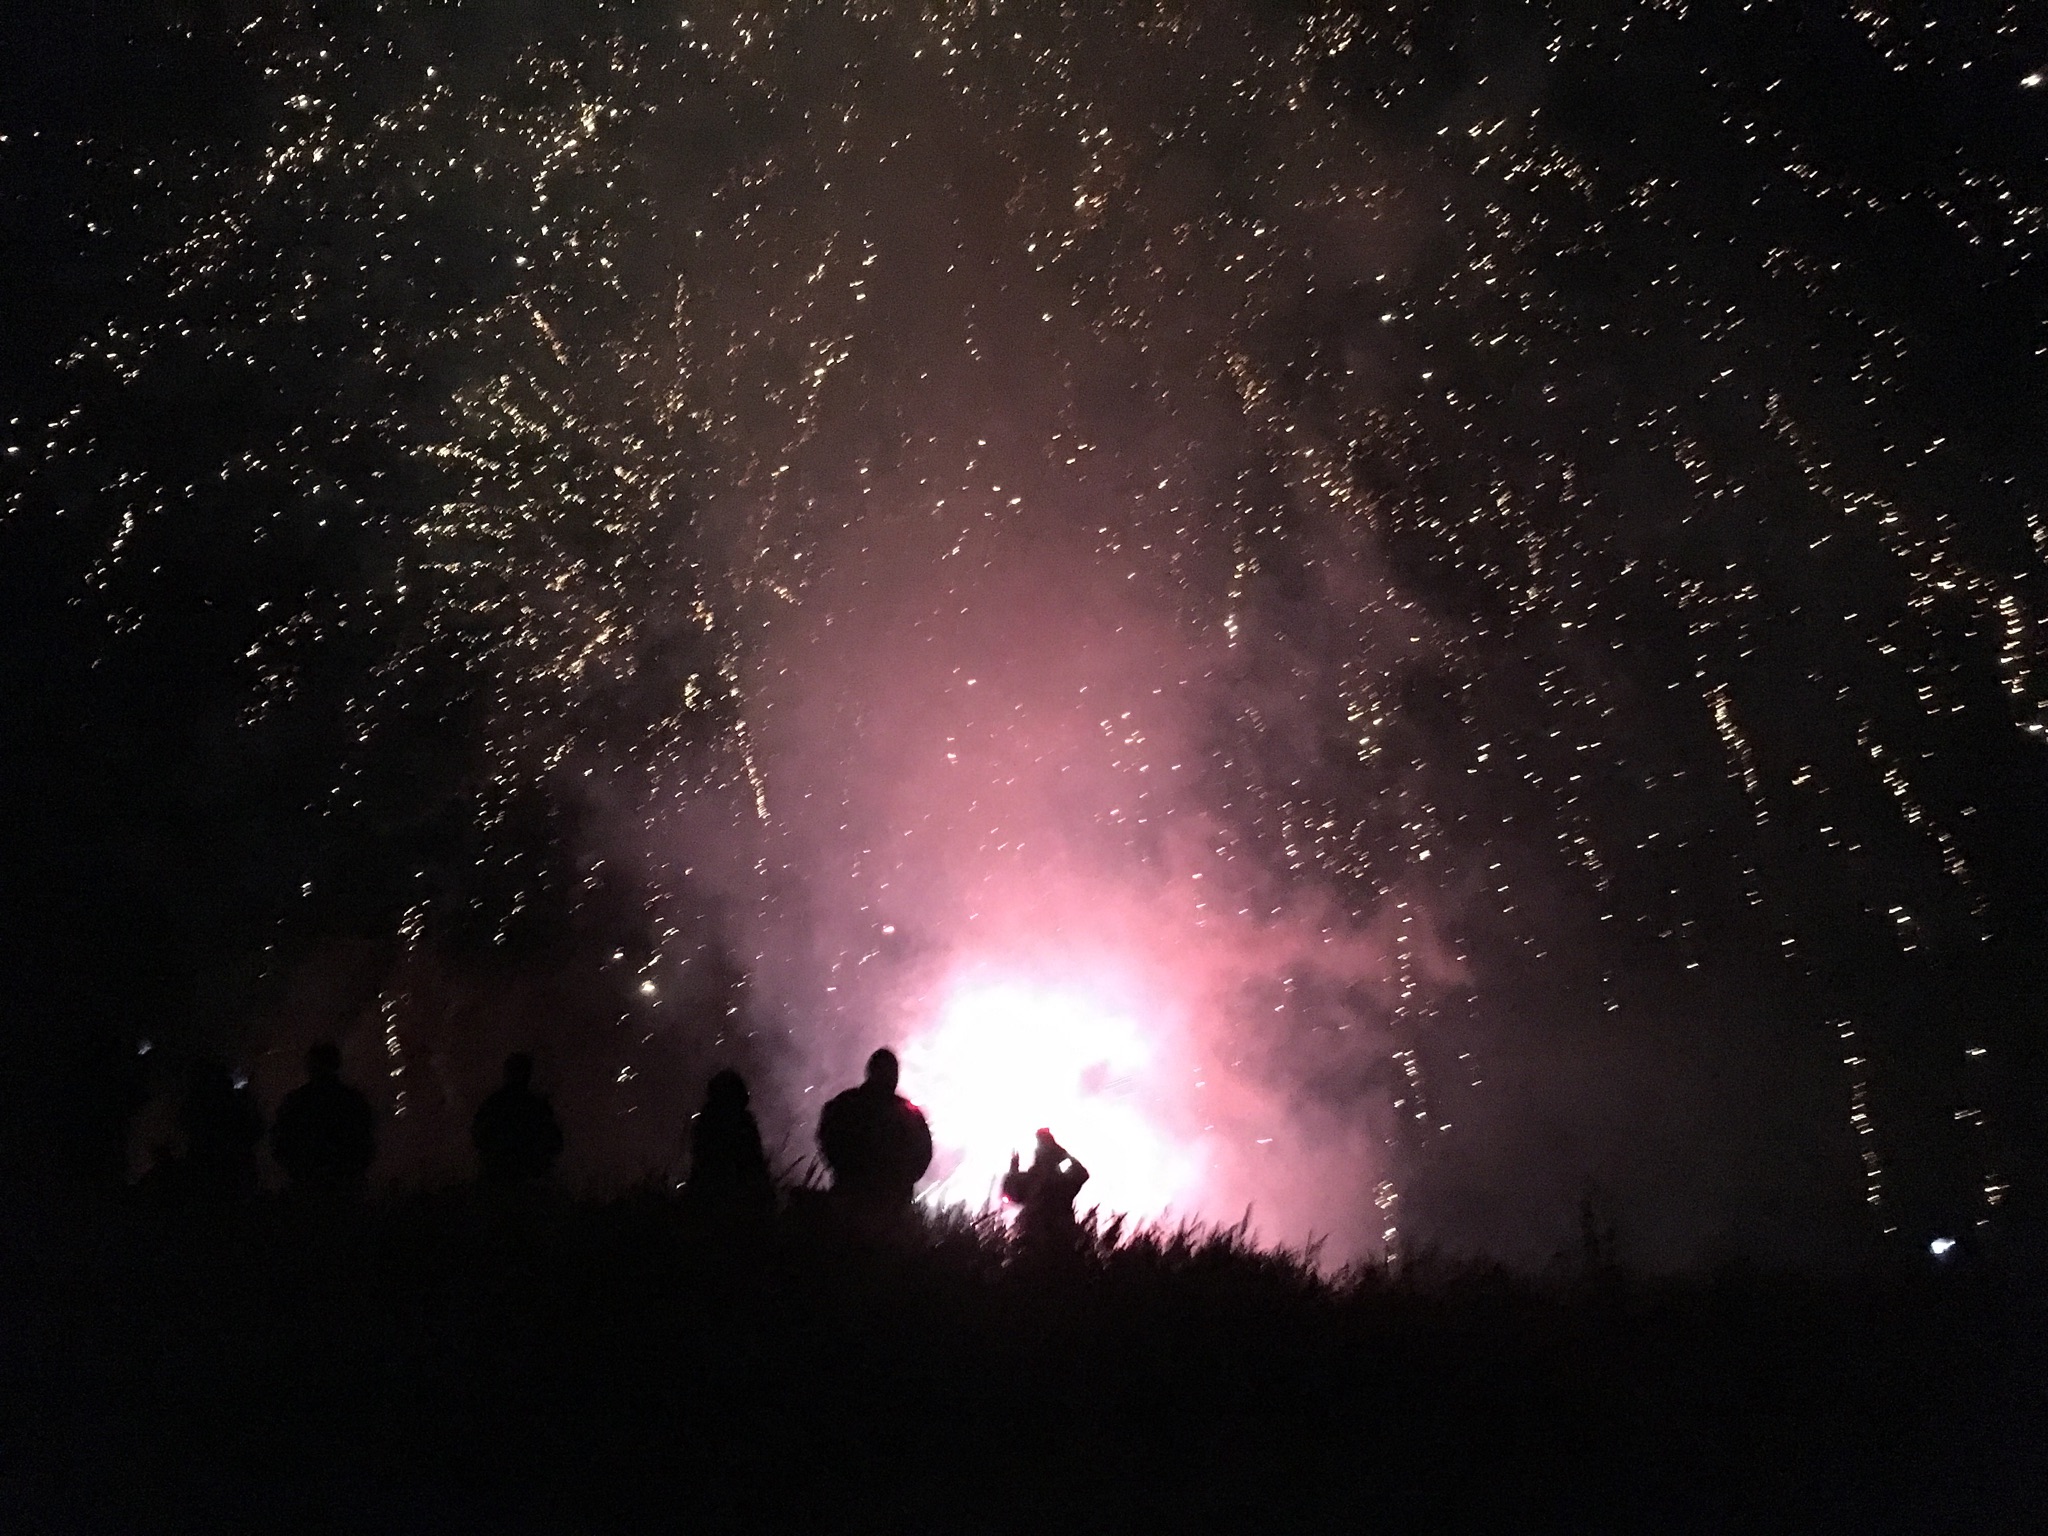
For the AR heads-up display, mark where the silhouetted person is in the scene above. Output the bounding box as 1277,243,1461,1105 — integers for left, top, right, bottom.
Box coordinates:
471,1053,564,1185
179,1057,264,1199
817,1048,932,1225
681,1069,775,1231
272,1041,376,1192
1002,1128,1090,1252
127,1053,186,1187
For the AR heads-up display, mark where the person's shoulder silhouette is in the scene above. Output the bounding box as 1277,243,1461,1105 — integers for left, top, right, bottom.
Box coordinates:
472,1052,564,1184
817,1048,932,1212
682,1068,775,1229
272,1041,375,1192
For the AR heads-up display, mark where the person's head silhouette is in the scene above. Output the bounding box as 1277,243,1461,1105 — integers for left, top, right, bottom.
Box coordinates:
306,1041,342,1080
503,1052,535,1090
864,1048,899,1094
705,1068,750,1111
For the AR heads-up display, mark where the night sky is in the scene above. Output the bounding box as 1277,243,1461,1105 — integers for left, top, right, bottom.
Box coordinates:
4,0,2047,1266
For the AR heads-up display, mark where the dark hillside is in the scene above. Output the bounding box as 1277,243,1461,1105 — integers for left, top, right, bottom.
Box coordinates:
2,1184,2040,1533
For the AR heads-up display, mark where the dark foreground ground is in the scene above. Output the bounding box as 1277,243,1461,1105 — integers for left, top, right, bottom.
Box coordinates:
2,1184,2043,1535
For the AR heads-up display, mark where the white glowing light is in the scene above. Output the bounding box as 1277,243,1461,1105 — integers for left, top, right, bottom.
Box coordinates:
901,973,1201,1220
1929,1236,1956,1257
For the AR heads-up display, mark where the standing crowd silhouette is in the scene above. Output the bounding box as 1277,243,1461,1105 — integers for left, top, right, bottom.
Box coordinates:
129,1039,1091,1246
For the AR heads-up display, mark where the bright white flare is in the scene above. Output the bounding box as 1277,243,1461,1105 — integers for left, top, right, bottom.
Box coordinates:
901,973,1201,1220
